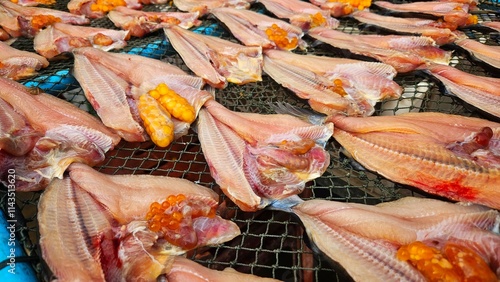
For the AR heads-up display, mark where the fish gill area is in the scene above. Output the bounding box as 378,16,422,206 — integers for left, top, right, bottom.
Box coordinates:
1,0,499,281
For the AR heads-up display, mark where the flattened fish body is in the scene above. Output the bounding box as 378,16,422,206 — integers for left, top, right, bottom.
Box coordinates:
173,0,253,14
455,38,500,70
0,40,49,80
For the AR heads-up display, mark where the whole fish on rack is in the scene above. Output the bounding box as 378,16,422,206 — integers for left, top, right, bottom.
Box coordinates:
0,40,49,80
108,6,201,38
0,0,89,38
309,0,371,17
67,0,141,19
210,7,306,51
374,1,478,28
426,63,500,118
34,22,130,59
173,0,254,15
263,49,402,117
329,112,500,210
164,25,263,89
352,10,466,45
454,38,500,70
0,77,120,191
308,27,451,73
197,99,332,212
257,0,339,31
272,196,500,281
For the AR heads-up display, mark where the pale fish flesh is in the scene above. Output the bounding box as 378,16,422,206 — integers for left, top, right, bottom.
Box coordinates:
329,112,500,210
426,63,500,118
455,38,500,70
164,25,263,88
210,7,306,50
482,21,500,32
173,0,253,15
39,163,241,281
0,40,49,80
374,1,476,27
11,0,56,6
67,0,141,19
257,0,339,31
272,196,500,281
0,77,120,191
308,27,452,73
108,6,201,38
197,99,332,211
34,22,130,59
263,49,402,117
352,10,466,45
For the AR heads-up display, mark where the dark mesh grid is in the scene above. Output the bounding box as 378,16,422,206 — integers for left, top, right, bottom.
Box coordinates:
1,0,499,281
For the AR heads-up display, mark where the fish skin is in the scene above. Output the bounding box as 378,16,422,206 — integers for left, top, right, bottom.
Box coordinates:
164,25,263,88
108,6,201,38
210,7,306,50
426,63,500,118
34,22,130,59
308,27,451,73
0,40,49,80
257,0,339,31
173,0,253,15
263,49,401,117
329,112,500,210
455,38,500,70
67,0,142,19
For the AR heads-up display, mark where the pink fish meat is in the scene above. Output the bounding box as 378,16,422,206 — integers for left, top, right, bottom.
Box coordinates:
67,0,141,19
164,25,263,88
0,40,49,80
257,0,339,31
309,0,366,17
329,112,500,210
210,7,306,50
108,6,201,38
34,22,130,59
263,49,402,117
10,0,55,6
482,21,500,32
308,27,452,73
455,38,500,70
173,0,253,15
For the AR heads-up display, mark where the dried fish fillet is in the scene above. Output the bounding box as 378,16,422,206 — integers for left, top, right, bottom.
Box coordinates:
173,0,253,15
0,40,49,80
455,38,500,70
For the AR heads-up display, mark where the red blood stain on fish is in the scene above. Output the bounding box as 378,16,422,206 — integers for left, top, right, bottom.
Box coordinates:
411,173,478,201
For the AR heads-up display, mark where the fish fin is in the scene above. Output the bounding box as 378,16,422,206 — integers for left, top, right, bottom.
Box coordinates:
339,147,366,171
269,102,327,126
268,195,304,212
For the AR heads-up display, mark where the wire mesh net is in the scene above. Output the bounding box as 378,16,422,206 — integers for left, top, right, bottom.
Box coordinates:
1,0,499,281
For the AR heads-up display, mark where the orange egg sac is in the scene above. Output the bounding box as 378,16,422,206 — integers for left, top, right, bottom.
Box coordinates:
265,24,298,50
93,33,114,46
90,0,126,13
31,15,61,31
310,12,326,29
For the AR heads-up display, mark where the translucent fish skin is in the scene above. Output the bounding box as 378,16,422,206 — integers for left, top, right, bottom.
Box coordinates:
164,25,263,88
108,6,201,38
289,197,500,281
426,63,500,118
258,0,339,31
34,22,130,59
173,0,253,15
309,27,451,73
67,0,141,19
263,49,401,117
455,38,500,70
329,112,500,210
352,10,466,45
0,40,49,80
210,7,306,50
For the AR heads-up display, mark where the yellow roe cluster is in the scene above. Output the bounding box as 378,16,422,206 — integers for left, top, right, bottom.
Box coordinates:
328,0,371,13
147,15,181,25
309,12,327,29
138,94,175,147
397,241,496,282
31,15,61,31
145,194,217,249
330,79,347,97
265,24,298,50
92,33,114,46
149,83,196,123
90,0,126,13
466,15,478,25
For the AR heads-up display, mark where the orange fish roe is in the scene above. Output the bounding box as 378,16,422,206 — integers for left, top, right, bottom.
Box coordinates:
443,243,497,282
92,33,114,46
138,93,175,147
148,83,196,123
265,24,298,50
466,15,478,25
147,15,181,25
90,0,126,13
309,12,327,29
31,15,61,31
328,0,371,12
145,194,217,249
330,79,348,97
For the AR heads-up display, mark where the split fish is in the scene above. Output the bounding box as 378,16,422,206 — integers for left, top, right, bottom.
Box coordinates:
426,63,500,118
164,25,263,89
263,49,402,117
10,0,55,6
173,0,253,15
197,99,332,212
308,27,452,73
309,0,370,17
67,0,141,19
272,196,500,281
454,38,500,70
329,112,500,210
0,40,49,80
482,21,500,32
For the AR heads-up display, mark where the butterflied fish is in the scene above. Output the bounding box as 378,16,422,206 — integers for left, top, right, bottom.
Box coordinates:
482,21,500,32
263,49,402,117
0,77,120,191
272,196,499,281
0,0,89,37
39,163,241,281
10,0,55,6
352,10,466,45
309,27,451,73
309,0,371,17
426,63,500,118
197,99,332,212
210,7,306,51
0,40,49,80
454,38,500,70
67,0,141,19
329,112,500,210
164,25,263,88
34,22,130,59
374,1,477,27
108,6,201,38
257,0,339,31
173,0,253,15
